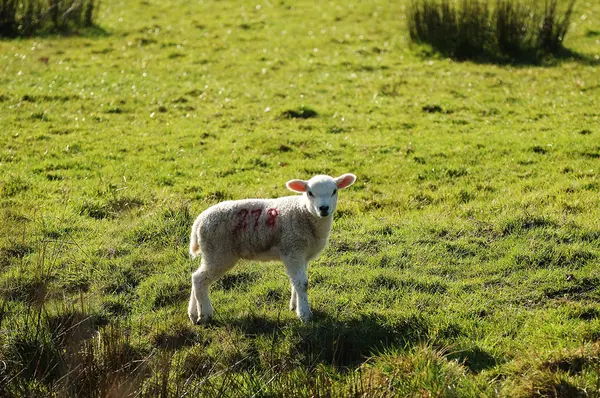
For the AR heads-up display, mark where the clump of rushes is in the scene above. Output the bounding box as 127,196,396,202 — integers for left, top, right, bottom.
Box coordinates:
408,0,577,62
0,0,97,37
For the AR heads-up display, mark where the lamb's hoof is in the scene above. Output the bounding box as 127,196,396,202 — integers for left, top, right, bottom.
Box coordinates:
289,303,296,311
297,311,313,322
196,315,213,325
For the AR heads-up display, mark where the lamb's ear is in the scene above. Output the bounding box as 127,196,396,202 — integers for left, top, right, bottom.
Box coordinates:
286,179,308,193
334,173,357,189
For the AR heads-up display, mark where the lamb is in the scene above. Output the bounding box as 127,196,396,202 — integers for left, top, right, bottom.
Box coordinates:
187,173,357,324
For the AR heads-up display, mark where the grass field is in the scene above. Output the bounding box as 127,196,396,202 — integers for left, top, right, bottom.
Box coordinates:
1,0,600,396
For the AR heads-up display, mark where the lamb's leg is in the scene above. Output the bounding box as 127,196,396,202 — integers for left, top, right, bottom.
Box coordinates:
289,284,297,311
188,286,199,323
283,256,312,322
190,256,236,324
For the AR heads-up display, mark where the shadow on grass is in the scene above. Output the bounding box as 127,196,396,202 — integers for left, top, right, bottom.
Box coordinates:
415,44,599,67
0,25,110,40
448,346,498,373
227,311,430,369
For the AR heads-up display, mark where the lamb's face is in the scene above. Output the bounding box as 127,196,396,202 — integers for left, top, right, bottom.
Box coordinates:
305,176,339,217
286,174,357,218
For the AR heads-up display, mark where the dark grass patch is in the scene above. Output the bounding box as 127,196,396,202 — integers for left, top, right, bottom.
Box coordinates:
96,245,130,259
0,242,33,264
280,106,318,119
541,344,600,376
542,357,595,375
370,275,447,294
570,307,600,321
513,246,595,270
204,190,231,202
422,104,443,113
137,276,189,310
544,277,599,300
172,96,189,103
328,126,345,134
532,144,549,154
42,225,78,240
221,312,429,369
45,172,64,181
436,322,464,339
446,167,468,178
106,107,124,114
214,271,260,291
448,346,497,373
264,286,284,303
47,310,109,349
277,144,293,152
500,214,557,236
457,189,475,203
580,149,600,159
101,296,132,317
294,313,429,367
444,240,478,258
102,266,147,295
150,323,199,349
20,94,79,102
408,191,435,209
59,271,90,293
6,332,64,385
1,274,48,303
78,195,144,220
528,379,586,397
181,346,214,379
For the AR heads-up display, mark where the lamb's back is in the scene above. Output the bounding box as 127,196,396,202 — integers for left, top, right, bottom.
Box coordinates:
197,196,310,260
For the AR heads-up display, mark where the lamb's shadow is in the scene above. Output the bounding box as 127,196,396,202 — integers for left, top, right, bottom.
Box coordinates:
228,310,429,369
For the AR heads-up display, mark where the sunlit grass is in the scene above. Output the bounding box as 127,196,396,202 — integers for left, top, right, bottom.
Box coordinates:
1,0,599,395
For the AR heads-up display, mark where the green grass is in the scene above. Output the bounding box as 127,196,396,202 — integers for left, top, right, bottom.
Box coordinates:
1,0,600,396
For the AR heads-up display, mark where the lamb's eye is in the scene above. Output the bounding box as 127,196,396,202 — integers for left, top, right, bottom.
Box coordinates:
332,189,337,196
308,191,314,197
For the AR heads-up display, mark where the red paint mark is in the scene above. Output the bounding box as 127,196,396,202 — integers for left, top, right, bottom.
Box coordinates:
267,208,278,228
233,209,248,232
251,209,262,230
233,208,278,233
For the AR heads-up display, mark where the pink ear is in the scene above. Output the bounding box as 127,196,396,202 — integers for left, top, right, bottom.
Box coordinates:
335,174,356,189
286,179,308,193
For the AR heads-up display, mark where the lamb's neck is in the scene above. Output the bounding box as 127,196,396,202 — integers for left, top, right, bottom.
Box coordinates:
295,197,333,240
311,215,332,238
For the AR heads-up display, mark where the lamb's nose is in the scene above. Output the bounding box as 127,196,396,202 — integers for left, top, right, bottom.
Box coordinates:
318,205,329,214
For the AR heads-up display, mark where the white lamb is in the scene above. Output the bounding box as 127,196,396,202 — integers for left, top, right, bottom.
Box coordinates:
187,173,357,323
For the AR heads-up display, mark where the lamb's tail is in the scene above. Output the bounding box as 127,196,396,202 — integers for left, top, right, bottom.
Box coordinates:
189,219,201,258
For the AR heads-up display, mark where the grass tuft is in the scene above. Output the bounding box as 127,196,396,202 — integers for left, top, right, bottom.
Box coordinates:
130,203,193,248
0,0,98,37
280,106,319,119
79,196,144,219
408,0,578,62
363,344,468,396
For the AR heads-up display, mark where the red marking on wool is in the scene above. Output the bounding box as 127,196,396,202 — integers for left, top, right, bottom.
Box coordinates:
233,209,248,233
267,208,278,228
233,208,278,233
251,209,263,230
